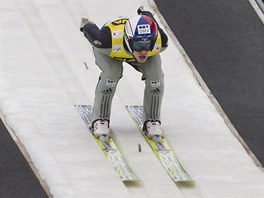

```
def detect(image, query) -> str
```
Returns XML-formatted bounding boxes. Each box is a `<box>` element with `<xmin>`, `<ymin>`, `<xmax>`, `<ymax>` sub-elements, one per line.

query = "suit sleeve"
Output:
<box><xmin>82</xmin><ymin>23</ymin><xmax>112</xmax><ymax>49</ymax></box>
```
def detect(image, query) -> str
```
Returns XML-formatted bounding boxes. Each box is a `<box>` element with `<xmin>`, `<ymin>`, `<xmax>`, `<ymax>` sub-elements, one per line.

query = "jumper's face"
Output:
<box><xmin>130</xmin><ymin>39</ymin><xmax>152</xmax><ymax>63</ymax></box>
<box><xmin>133</xmin><ymin>50</ymin><xmax>149</xmax><ymax>63</ymax></box>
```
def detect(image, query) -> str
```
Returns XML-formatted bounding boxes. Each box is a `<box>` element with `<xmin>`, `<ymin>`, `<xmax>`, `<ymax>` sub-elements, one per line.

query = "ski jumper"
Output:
<box><xmin>81</xmin><ymin>12</ymin><xmax>168</xmax><ymax>125</ymax></box>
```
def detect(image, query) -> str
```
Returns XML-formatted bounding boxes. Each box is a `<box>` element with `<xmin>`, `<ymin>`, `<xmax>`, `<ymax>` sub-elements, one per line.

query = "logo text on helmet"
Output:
<box><xmin>137</xmin><ymin>24</ymin><xmax>151</xmax><ymax>34</ymax></box>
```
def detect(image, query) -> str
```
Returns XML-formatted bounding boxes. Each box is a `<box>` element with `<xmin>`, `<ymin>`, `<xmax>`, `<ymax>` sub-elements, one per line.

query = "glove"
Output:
<box><xmin>137</xmin><ymin>5</ymin><xmax>144</xmax><ymax>15</ymax></box>
<box><xmin>137</xmin><ymin>6</ymin><xmax>153</xmax><ymax>17</ymax></box>
<box><xmin>80</xmin><ymin>17</ymin><xmax>91</xmax><ymax>32</ymax></box>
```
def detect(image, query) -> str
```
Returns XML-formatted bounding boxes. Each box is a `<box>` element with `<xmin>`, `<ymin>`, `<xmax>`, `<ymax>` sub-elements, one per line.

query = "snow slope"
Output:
<box><xmin>1</xmin><ymin>0</ymin><xmax>264</xmax><ymax>197</ymax></box>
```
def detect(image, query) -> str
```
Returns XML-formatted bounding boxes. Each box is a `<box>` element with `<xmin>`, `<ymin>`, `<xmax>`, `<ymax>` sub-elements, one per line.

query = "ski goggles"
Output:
<box><xmin>131</xmin><ymin>40</ymin><xmax>152</xmax><ymax>52</ymax></box>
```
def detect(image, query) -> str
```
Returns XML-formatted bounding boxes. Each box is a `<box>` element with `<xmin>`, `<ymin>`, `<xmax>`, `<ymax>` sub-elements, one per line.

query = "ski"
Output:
<box><xmin>126</xmin><ymin>105</ymin><xmax>193</xmax><ymax>183</ymax></box>
<box><xmin>75</xmin><ymin>104</ymin><xmax>138</xmax><ymax>182</ymax></box>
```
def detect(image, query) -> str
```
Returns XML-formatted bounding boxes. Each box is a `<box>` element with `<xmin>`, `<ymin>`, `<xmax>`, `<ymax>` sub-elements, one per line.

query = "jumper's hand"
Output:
<box><xmin>137</xmin><ymin>5</ymin><xmax>144</xmax><ymax>15</ymax></box>
<box><xmin>80</xmin><ymin>17</ymin><xmax>92</xmax><ymax>32</ymax></box>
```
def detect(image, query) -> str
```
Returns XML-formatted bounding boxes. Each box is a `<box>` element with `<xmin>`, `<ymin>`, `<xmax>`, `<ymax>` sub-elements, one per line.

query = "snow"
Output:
<box><xmin>1</xmin><ymin>0</ymin><xmax>264</xmax><ymax>197</ymax></box>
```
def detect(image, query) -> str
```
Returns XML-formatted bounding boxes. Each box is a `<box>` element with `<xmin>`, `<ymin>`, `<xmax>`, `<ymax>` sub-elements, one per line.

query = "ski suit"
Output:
<box><xmin>81</xmin><ymin>11</ymin><xmax>168</xmax><ymax>126</ymax></box>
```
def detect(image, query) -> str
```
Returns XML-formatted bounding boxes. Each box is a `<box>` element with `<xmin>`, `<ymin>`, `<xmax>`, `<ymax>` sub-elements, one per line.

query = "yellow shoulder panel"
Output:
<box><xmin>105</xmin><ymin>18</ymin><xmax>162</xmax><ymax>62</ymax></box>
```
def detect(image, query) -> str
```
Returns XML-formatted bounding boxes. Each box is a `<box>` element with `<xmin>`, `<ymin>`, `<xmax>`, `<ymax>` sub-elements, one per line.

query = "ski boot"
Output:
<box><xmin>92</xmin><ymin>119</ymin><xmax>111</xmax><ymax>142</ymax></box>
<box><xmin>144</xmin><ymin>120</ymin><xmax>163</xmax><ymax>143</ymax></box>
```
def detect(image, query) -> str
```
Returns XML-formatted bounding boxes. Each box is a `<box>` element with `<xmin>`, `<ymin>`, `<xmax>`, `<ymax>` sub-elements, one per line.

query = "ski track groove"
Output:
<box><xmin>15</xmin><ymin>0</ymin><xmax>89</xmax><ymax>104</ymax></box>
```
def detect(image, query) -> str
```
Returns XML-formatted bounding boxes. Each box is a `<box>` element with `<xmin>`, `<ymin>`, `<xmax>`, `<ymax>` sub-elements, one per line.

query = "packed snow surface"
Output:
<box><xmin>1</xmin><ymin>0</ymin><xmax>263</xmax><ymax>197</ymax></box>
